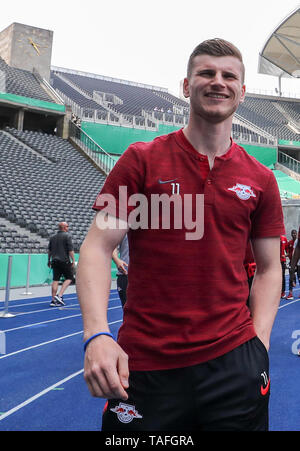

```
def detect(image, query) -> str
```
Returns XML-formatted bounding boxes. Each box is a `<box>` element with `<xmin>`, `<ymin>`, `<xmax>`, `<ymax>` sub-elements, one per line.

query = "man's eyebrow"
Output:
<box><xmin>196</xmin><ymin>69</ymin><xmax>216</xmax><ymax>74</ymax></box>
<box><xmin>223</xmin><ymin>70</ymin><xmax>239</xmax><ymax>77</ymax></box>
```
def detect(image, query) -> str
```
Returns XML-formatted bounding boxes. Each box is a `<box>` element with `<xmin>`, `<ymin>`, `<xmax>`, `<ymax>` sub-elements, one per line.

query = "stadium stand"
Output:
<box><xmin>0</xmin><ymin>57</ymin><xmax>56</xmax><ymax>103</ymax></box>
<box><xmin>50</xmin><ymin>67</ymin><xmax>300</xmax><ymax>144</ymax></box>
<box><xmin>237</xmin><ymin>94</ymin><xmax>300</xmax><ymax>141</ymax></box>
<box><xmin>51</xmin><ymin>73</ymin><xmax>110</xmax><ymax>120</ymax></box>
<box><xmin>50</xmin><ymin>68</ymin><xmax>188</xmax><ymax>128</ymax></box>
<box><xmin>0</xmin><ymin>128</ymin><xmax>106</xmax><ymax>253</ymax></box>
<box><xmin>0</xmin><ymin>24</ymin><xmax>300</xmax><ymax>257</ymax></box>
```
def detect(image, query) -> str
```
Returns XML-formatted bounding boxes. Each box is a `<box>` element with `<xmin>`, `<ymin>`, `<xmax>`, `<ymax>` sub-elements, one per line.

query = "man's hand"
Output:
<box><xmin>117</xmin><ymin>260</ymin><xmax>128</xmax><ymax>275</ymax></box>
<box><xmin>84</xmin><ymin>335</ymin><xmax>129</xmax><ymax>400</ymax></box>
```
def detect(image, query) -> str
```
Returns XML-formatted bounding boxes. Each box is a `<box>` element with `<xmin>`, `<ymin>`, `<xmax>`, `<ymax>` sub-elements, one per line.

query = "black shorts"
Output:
<box><xmin>52</xmin><ymin>260</ymin><xmax>73</xmax><ymax>282</ymax></box>
<box><xmin>102</xmin><ymin>337</ymin><xmax>270</xmax><ymax>431</ymax></box>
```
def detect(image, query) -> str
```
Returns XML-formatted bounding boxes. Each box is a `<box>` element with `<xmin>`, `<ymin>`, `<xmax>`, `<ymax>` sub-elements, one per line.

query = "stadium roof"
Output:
<box><xmin>258</xmin><ymin>7</ymin><xmax>300</xmax><ymax>79</ymax></box>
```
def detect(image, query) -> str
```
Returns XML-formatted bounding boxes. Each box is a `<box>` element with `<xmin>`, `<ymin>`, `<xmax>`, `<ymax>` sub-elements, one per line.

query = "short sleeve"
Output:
<box><xmin>93</xmin><ymin>144</ymin><xmax>145</xmax><ymax>221</ymax></box>
<box><xmin>250</xmin><ymin>171</ymin><xmax>285</xmax><ymax>238</ymax></box>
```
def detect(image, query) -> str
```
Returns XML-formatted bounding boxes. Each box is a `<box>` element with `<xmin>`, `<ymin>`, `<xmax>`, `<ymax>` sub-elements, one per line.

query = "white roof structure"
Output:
<box><xmin>258</xmin><ymin>7</ymin><xmax>300</xmax><ymax>79</ymax></box>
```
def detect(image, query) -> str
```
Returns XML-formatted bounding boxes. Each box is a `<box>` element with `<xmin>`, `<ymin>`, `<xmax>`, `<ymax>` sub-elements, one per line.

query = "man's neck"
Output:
<box><xmin>183</xmin><ymin>117</ymin><xmax>233</xmax><ymax>168</ymax></box>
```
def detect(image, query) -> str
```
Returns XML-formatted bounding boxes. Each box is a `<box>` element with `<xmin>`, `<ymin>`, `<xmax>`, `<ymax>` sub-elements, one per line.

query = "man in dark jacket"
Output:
<box><xmin>48</xmin><ymin>222</ymin><xmax>75</xmax><ymax>306</ymax></box>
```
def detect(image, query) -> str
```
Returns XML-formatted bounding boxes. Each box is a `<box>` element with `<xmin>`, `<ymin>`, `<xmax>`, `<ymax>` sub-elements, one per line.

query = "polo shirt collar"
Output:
<box><xmin>175</xmin><ymin>128</ymin><xmax>238</xmax><ymax>161</ymax></box>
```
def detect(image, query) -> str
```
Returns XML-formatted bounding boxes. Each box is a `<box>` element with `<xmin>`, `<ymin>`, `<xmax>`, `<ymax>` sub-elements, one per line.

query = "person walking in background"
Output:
<box><xmin>77</xmin><ymin>38</ymin><xmax>284</xmax><ymax>431</ymax></box>
<box><xmin>48</xmin><ymin>221</ymin><xmax>75</xmax><ymax>307</ymax></box>
<box><xmin>280</xmin><ymin>234</ymin><xmax>288</xmax><ymax>299</ymax></box>
<box><xmin>288</xmin><ymin>226</ymin><xmax>300</xmax><ymax>300</ymax></box>
<box><xmin>112</xmin><ymin>234</ymin><xmax>129</xmax><ymax>308</ymax></box>
<box><xmin>287</xmin><ymin>229</ymin><xmax>297</xmax><ymax>263</ymax></box>
<box><xmin>286</xmin><ymin>229</ymin><xmax>298</xmax><ymax>300</ymax></box>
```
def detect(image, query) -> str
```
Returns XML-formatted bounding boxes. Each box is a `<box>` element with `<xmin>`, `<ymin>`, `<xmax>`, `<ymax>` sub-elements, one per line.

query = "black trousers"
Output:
<box><xmin>117</xmin><ymin>274</ymin><xmax>128</xmax><ymax>308</ymax></box>
<box><xmin>289</xmin><ymin>265</ymin><xmax>300</xmax><ymax>290</ymax></box>
<box><xmin>102</xmin><ymin>337</ymin><xmax>270</xmax><ymax>431</ymax></box>
<box><xmin>281</xmin><ymin>261</ymin><xmax>286</xmax><ymax>293</ymax></box>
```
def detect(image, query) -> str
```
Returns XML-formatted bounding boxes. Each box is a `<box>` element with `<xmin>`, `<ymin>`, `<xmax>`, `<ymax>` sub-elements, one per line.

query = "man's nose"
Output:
<box><xmin>210</xmin><ymin>72</ymin><xmax>226</xmax><ymax>87</ymax></box>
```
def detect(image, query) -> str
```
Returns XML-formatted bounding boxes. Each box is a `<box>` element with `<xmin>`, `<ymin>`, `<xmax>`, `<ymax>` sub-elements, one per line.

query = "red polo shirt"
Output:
<box><xmin>93</xmin><ymin>129</ymin><xmax>285</xmax><ymax>371</ymax></box>
<box><xmin>280</xmin><ymin>235</ymin><xmax>288</xmax><ymax>262</ymax></box>
<box><xmin>287</xmin><ymin>239</ymin><xmax>295</xmax><ymax>260</ymax></box>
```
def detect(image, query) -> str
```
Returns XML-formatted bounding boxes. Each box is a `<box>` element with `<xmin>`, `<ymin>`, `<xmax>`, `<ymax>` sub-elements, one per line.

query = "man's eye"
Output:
<box><xmin>224</xmin><ymin>73</ymin><xmax>237</xmax><ymax>79</ymax></box>
<box><xmin>199</xmin><ymin>71</ymin><xmax>214</xmax><ymax>77</ymax></box>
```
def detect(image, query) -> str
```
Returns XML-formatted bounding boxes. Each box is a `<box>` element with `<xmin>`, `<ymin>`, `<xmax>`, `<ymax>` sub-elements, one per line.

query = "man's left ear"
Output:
<box><xmin>239</xmin><ymin>84</ymin><xmax>246</xmax><ymax>104</ymax></box>
<box><xmin>183</xmin><ymin>77</ymin><xmax>190</xmax><ymax>98</ymax></box>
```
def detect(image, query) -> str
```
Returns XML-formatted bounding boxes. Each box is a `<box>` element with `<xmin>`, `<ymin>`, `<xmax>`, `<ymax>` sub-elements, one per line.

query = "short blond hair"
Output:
<box><xmin>187</xmin><ymin>38</ymin><xmax>245</xmax><ymax>83</ymax></box>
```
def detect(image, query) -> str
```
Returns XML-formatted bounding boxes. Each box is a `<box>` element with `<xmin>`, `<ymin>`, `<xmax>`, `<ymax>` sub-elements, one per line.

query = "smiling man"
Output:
<box><xmin>77</xmin><ymin>39</ymin><xmax>285</xmax><ymax>431</ymax></box>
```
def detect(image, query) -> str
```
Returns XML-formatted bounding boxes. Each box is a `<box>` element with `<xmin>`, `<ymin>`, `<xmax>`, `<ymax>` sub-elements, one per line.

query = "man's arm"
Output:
<box><xmin>112</xmin><ymin>247</ymin><xmax>128</xmax><ymax>275</ymax></box>
<box><xmin>69</xmin><ymin>250</ymin><xmax>75</xmax><ymax>268</ymax></box>
<box><xmin>47</xmin><ymin>241</ymin><xmax>52</xmax><ymax>268</ymax></box>
<box><xmin>76</xmin><ymin>211</ymin><xmax>129</xmax><ymax>400</ymax></box>
<box><xmin>249</xmin><ymin>236</ymin><xmax>281</xmax><ymax>350</ymax></box>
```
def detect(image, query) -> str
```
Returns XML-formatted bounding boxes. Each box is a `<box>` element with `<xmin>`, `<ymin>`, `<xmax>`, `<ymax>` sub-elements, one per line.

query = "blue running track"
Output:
<box><xmin>0</xmin><ymin>282</ymin><xmax>299</xmax><ymax>431</ymax></box>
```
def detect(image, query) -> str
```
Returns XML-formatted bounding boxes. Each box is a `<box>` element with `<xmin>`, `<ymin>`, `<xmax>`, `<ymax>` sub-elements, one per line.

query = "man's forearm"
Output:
<box><xmin>76</xmin><ymin>243</ymin><xmax>112</xmax><ymax>341</ymax></box>
<box><xmin>248</xmin><ymin>265</ymin><xmax>281</xmax><ymax>349</ymax></box>
<box><xmin>69</xmin><ymin>250</ymin><xmax>75</xmax><ymax>264</ymax></box>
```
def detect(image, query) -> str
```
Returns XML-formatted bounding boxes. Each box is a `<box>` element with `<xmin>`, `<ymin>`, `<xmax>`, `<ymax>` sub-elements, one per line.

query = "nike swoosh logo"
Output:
<box><xmin>260</xmin><ymin>379</ymin><xmax>270</xmax><ymax>396</ymax></box>
<box><xmin>158</xmin><ymin>178</ymin><xmax>178</xmax><ymax>184</ymax></box>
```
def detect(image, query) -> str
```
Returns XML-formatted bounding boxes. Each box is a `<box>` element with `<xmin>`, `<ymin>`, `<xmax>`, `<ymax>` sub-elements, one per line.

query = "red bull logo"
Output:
<box><xmin>110</xmin><ymin>402</ymin><xmax>143</xmax><ymax>424</ymax></box>
<box><xmin>228</xmin><ymin>183</ymin><xmax>256</xmax><ymax>200</ymax></box>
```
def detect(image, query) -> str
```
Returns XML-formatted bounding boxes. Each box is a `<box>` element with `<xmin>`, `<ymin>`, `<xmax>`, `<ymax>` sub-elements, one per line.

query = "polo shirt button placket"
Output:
<box><xmin>204</xmin><ymin>177</ymin><xmax>215</xmax><ymax>205</ymax></box>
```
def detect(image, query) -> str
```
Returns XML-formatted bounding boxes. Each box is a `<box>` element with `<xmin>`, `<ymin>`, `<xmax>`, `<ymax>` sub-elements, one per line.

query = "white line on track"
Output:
<box><xmin>278</xmin><ymin>298</ymin><xmax>300</xmax><ymax>309</ymax></box>
<box><xmin>0</xmin><ymin>295</ymin><xmax>119</xmax><ymax>308</ymax></box>
<box><xmin>2</xmin><ymin>305</ymin><xmax>122</xmax><ymax>333</ymax></box>
<box><xmin>0</xmin><ymin>317</ymin><xmax>123</xmax><ymax>422</ymax></box>
<box><xmin>0</xmin><ymin>369</ymin><xmax>84</xmax><ymax>421</ymax></box>
<box><xmin>12</xmin><ymin>303</ymin><xmax>79</xmax><ymax>316</ymax></box>
<box><xmin>8</xmin><ymin>303</ymin><xmax>121</xmax><ymax>317</ymax></box>
<box><xmin>0</xmin><ymin>294</ymin><xmax>78</xmax><ymax>306</ymax></box>
<box><xmin>3</xmin><ymin>314</ymin><xmax>82</xmax><ymax>332</ymax></box>
<box><xmin>0</xmin><ymin>319</ymin><xmax>123</xmax><ymax>360</ymax></box>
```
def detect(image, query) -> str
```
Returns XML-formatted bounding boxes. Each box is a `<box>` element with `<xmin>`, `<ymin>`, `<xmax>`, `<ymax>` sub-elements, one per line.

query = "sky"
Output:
<box><xmin>0</xmin><ymin>0</ymin><xmax>299</xmax><ymax>98</ymax></box>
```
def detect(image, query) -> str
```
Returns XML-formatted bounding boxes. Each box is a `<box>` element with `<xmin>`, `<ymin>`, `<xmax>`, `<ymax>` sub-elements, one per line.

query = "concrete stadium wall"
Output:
<box><xmin>282</xmin><ymin>200</ymin><xmax>300</xmax><ymax>237</ymax></box>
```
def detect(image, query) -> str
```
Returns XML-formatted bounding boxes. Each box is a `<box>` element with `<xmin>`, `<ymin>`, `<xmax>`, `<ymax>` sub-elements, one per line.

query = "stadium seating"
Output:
<box><xmin>51</xmin><ymin>73</ymin><xmax>109</xmax><ymax>118</ymax></box>
<box><xmin>237</xmin><ymin>95</ymin><xmax>300</xmax><ymax>141</ymax></box>
<box><xmin>0</xmin><ymin>57</ymin><xmax>56</xmax><ymax>103</ymax></box>
<box><xmin>0</xmin><ymin>128</ymin><xmax>106</xmax><ymax>253</ymax></box>
<box><xmin>0</xmin><ymin>59</ymin><xmax>299</xmax><ymax>257</ymax></box>
<box><xmin>50</xmin><ymin>69</ymin><xmax>188</xmax><ymax>127</ymax></box>
<box><xmin>50</xmin><ymin>68</ymin><xmax>300</xmax><ymax>143</ymax></box>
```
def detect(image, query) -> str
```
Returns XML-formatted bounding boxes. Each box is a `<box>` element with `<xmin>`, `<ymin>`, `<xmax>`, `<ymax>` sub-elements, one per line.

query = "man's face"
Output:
<box><xmin>62</xmin><ymin>223</ymin><xmax>69</xmax><ymax>232</ymax></box>
<box><xmin>183</xmin><ymin>54</ymin><xmax>245</xmax><ymax>123</ymax></box>
<box><xmin>292</xmin><ymin>230</ymin><xmax>297</xmax><ymax>240</ymax></box>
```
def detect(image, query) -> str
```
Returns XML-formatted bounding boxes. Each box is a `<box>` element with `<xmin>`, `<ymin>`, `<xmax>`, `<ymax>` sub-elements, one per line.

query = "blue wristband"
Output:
<box><xmin>84</xmin><ymin>332</ymin><xmax>114</xmax><ymax>352</ymax></box>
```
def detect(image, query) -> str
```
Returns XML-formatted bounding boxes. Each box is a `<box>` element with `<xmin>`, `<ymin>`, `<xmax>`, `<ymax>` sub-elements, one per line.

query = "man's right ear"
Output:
<box><xmin>183</xmin><ymin>78</ymin><xmax>190</xmax><ymax>98</ymax></box>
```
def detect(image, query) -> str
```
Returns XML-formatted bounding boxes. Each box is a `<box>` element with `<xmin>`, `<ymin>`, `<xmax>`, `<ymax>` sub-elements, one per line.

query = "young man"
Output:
<box><xmin>287</xmin><ymin>229</ymin><xmax>299</xmax><ymax>299</ymax></box>
<box><xmin>280</xmin><ymin>234</ymin><xmax>288</xmax><ymax>298</ymax></box>
<box><xmin>289</xmin><ymin>226</ymin><xmax>300</xmax><ymax>298</ymax></box>
<box><xmin>76</xmin><ymin>39</ymin><xmax>284</xmax><ymax>431</ymax></box>
<box><xmin>48</xmin><ymin>221</ymin><xmax>75</xmax><ymax>306</ymax></box>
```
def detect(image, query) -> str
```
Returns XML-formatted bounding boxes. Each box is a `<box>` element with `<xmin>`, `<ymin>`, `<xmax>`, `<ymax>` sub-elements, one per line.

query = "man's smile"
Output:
<box><xmin>205</xmin><ymin>92</ymin><xmax>229</xmax><ymax>99</ymax></box>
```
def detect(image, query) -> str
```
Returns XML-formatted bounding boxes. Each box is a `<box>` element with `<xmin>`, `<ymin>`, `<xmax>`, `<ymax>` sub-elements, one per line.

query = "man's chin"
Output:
<box><xmin>195</xmin><ymin>107</ymin><xmax>236</xmax><ymax>124</ymax></box>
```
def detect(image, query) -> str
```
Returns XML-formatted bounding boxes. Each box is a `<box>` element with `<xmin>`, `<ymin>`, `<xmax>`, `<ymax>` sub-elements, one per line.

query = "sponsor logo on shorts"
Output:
<box><xmin>260</xmin><ymin>371</ymin><xmax>270</xmax><ymax>396</ymax></box>
<box><xmin>110</xmin><ymin>402</ymin><xmax>143</xmax><ymax>423</ymax></box>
